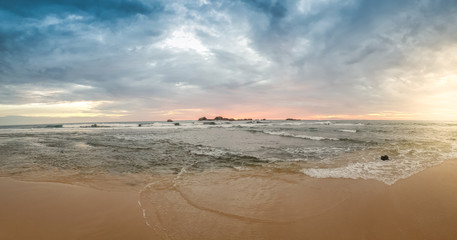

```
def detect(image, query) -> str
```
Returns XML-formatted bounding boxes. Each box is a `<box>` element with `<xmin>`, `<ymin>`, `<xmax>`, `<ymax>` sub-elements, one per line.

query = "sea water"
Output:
<box><xmin>1</xmin><ymin>120</ymin><xmax>456</xmax><ymax>185</ymax></box>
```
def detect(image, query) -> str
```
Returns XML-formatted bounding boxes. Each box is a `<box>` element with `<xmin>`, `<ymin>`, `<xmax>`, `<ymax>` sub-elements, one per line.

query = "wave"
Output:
<box><xmin>313</xmin><ymin>121</ymin><xmax>332</xmax><ymax>125</ymax></box>
<box><xmin>301</xmin><ymin>158</ymin><xmax>442</xmax><ymax>185</ymax></box>
<box><xmin>189</xmin><ymin>145</ymin><xmax>269</xmax><ymax>168</ymax></box>
<box><xmin>62</xmin><ymin>121</ymin><xmax>237</xmax><ymax>129</ymax></box>
<box><xmin>66</xmin><ymin>123</ymin><xmax>142</xmax><ymax>128</ymax></box>
<box><xmin>262</xmin><ymin>130</ymin><xmax>339</xmax><ymax>141</ymax></box>
<box><xmin>333</xmin><ymin>123</ymin><xmax>364</xmax><ymax>126</ymax></box>
<box><xmin>339</xmin><ymin>129</ymin><xmax>357</xmax><ymax>133</ymax></box>
<box><xmin>191</xmin><ymin>146</ymin><xmax>241</xmax><ymax>158</ymax></box>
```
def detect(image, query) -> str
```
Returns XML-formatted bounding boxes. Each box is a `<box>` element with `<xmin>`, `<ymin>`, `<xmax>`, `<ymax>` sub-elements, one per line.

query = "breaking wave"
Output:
<box><xmin>261</xmin><ymin>130</ymin><xmax>339</xmax><ymax>141</ymax></box>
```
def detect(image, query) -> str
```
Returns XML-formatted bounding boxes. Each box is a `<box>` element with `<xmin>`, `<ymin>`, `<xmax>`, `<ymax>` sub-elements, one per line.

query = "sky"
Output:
<box><xmin>1</xmin><ymin>0</ymin><xmax>457</xmax><ymax>124</ymax></box>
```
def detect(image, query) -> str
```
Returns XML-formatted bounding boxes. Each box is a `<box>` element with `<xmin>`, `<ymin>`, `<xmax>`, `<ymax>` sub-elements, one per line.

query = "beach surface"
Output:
<box><xmin>0</xmin><ymin>177</ymin><xmax>156</xmax><ymax>240</ymax></box>
<box><xmin>1</xmin><ymin>160</ymin><xmax>456</xmax><ymax>240</ymax></box>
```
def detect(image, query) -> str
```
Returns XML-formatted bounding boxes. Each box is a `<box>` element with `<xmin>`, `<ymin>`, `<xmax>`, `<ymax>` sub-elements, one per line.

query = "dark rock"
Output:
<box><xmin>45</xmin><ymin>124</ymin><xmax>63</xmax><ymax>128</ymax></box>
<box><xmin>199</xmin><ymin>116</ymin><xmax>253</xmax><ymax>121</ymax></box>
<box><xmin>380</xmin><ymin>155</ymin><xmax>389</xmax><ymax>161</ymax></box>
<box><xmin>174</xmin><ymin>123</ymin><xmax>180</xmax><ymax>126</ymax></box>
<box><xmin>138</xmin><ymin>124</ymin><xmax>142</xmax><ymax>127</ymax></box>
<box><xmin>167</xmin><ymin>119</ymin><xmax>173</xmax><ymax>122</ymax></box>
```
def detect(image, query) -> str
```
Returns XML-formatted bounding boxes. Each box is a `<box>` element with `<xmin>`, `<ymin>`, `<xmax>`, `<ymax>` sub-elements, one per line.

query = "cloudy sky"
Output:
<box><xmin>1</xmin><ymin>0</ymin><xmax>457</xmax><ymax>124</ymax></box>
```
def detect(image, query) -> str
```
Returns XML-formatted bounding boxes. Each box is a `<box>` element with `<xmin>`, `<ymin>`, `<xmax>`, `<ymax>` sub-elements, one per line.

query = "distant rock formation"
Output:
<box><xmin>286</xmin><ymin>118</ymin><xmax>300</xmax><ymax>121</ymax></box>
<box><xmin>80</xmin><ymin>123</ymin><xmax>107</xmax><ymax>128</ymax></box>
<box><xmin>198</xmin><ymin>116</ymin><xmax>253</xmax><ymax>121</ymax></box>
<box><xmin>167</xmin><ymin>119</ymin><xmax>173</xmax><ymax>122</ymax></box>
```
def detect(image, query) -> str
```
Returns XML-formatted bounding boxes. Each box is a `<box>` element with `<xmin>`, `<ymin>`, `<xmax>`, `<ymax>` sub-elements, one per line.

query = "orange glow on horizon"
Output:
<box><xmin>161</xmin><ymin>110</ymin><xmax>425</xmax><ymax>121</ymax></box>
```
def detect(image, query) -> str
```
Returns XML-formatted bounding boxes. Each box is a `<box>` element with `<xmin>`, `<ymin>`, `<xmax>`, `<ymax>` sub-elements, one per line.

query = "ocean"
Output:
<box><xmin>1</xmin><ymin>120</ymin><xmax>456</xmax><ymax>186</ymax></box>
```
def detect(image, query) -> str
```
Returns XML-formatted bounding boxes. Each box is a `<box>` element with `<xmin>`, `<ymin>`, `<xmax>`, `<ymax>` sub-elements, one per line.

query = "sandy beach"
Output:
<box><xmin>1</xmin><ymin>160</ymin><xmax>456</xmax><ymax>240</ymax></box>
<box><xmin>0</xmin><ymin>177</ymin><xmax>156</xmax><ymax>240</ymax></box>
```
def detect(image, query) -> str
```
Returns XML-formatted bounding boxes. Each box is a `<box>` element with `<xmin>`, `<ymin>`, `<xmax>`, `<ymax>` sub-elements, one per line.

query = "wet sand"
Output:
<box><xmin>0</xmin><ymin>178</ymin><xmax>156</xmax><ymax>240</ymax></box>
<box><xmin>1</xmin><ymin>160</ymin><xmax>457</xmax><ymax>240</ymax></box>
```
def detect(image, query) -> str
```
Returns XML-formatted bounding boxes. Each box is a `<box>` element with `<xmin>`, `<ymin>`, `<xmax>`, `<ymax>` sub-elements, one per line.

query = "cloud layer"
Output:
<box><xmin>1</xmin><ymin>0</ymin><xmax>457</xmax><ymax>123</ymax></box>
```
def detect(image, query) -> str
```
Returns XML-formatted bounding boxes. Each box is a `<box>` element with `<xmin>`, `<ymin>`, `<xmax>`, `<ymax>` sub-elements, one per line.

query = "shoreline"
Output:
<box><xmin>1</xmin><ymin>160</ymin><xmax>456</xmax><ymax>240</ymax></box>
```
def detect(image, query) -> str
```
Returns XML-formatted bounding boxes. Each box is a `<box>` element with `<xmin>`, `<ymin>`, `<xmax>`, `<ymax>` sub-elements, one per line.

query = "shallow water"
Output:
<box><xmin>1</xmin><ymin>120</ymin><xmax>456</xmax><ymax>185</ymax></box>
<box><xmin>137</xmin><ymin>168</ymin><xmax>358</xmax><ymax>239</ymax></box>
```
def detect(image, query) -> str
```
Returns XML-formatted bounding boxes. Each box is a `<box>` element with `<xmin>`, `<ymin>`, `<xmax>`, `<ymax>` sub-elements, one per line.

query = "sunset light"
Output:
<box><xmin>1</xmin><ymin>2</ymin><xmax>457</xmax><ymax>239</ymax></box>
<box><xmin>1</xmin><ymin>0</ymin><xmax>456</xmax><ymax>124</ymax></box>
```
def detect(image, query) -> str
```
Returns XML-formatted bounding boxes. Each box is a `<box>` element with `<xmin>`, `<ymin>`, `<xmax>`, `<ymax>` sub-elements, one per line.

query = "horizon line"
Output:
<box><xmin>0</xmin><ymin>118</ymin><xmax>453</xmax><ymax>127</ymax></box>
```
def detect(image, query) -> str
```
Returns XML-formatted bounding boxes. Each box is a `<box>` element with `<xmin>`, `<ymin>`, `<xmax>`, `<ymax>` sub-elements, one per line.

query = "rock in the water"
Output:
<box><xmin>380</xmin><ymin>155</ymin><xmax>389</xmax><ymax>161</ymax></box>
<box><xmin>198</xmin><ymin>116</ymin><xmax>251</xmax><ymax>121</ymax></box>
<box><xmin>167</xmin><ymin>119</ymin><xmax>173</xmax><ymax>122</ymax></box>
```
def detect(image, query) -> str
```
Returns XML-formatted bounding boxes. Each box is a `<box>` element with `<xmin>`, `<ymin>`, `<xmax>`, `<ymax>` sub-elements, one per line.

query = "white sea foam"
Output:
<box><xmin>339</xmin><ymin>129</ymin><xmax>357</xmax><ymax>133</ymax></box>
<box><xmin>233</xmin><ymin>166</ymin><xmax>249</xmax><ymax>171</ymax></box>
<box><xmin>137</xmin><ymin>200</ymin><xmax>151</xmax><ymax>227</ymax></box>
<box><xmin>263</xmin><ymin>130</ymin><xmax>339</xmax><ymax>141</ymax></box>
<box><xmin>333</xmin><ymin>123</ymin><xmax>364</xmax><ymax>126</ymax></box>
<box><xmin>62</xmin><ymin>121</ymin><xmax>237</xmax><ymax>129</ymax></box>
<box><xmin>191</xmin><ymin>146</ymin><xmax>240</xmax><ymax>157</ymax></box>
<box><xmin>63</xmin><ymin>123</ymin><xmax>140</xmax><ymax>128</ymax></box>
<box><xmin>285</xmin><ymin>147</ymin><xmax>349</xmax><ymax>159</ymax></box>
<box><xmin>313</xmin><ymin>121</ymin><xmax>332</xmax><ymax>125</ymax></box>
<box><xmin>276</xmin><ymin>121</ymin><xmax>306</xmax><ymax>126</ymax></box>
<box><xmin>301</xmin><ymin>159</ymin><xmax>442</xmax><ymax>185</ymax></box>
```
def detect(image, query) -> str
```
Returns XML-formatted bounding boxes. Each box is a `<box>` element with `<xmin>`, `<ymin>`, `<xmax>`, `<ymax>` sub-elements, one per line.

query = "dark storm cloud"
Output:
<box><xmin>0</xmin><ymin>0</ymin><xmax>161</xmax><ymax>57</ymax></box>
<box><xmin>1</xmin><ymin>0</ymin><xmax>457</xmax><ymax>123</ymax></box>
<box><xmin>0</xmin><ymin>0</ymin><xmax>164</xmax><ymax>57</ymax></box>
<box><xmin>242</xmin><ymin>0</ymin><xmax>287</xmax><ymax>19</ymax></box>
<box><xmin>0</xmin><ymin>0</ymin><xmax>161</xmax><ymax>19</ymax></box>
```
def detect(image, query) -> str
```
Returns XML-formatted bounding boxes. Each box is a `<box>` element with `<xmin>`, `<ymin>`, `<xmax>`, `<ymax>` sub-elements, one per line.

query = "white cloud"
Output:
<box><xmin>0</xmin><ymin>101</ymin><xmax>121</xmax><ymax>118</ymax></box>
<box><xmin>157</xmin><ymin>28</ymin><xmax>212</xmax><ymax>56</ymax></box>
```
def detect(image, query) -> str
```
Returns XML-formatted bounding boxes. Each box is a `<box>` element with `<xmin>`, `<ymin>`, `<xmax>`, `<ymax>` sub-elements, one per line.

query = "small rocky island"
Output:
<box><xmin>198</xmin><ymin>116</ymin><xmax>253</xmax><ymax>121</ymax></box>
